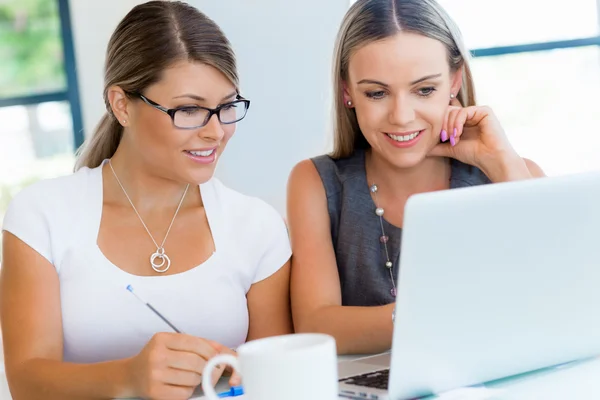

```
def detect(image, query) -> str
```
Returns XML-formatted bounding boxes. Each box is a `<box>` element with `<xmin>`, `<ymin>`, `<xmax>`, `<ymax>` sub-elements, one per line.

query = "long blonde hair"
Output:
<box><xmin>331</xmin><ymin>0</ymin><xmax>476</xmax><ymax>159</ymax></box>
<box><xmin>75</xmin><ymin>1</ymin><xmax>239</xmax><ymax>170</ymax></box>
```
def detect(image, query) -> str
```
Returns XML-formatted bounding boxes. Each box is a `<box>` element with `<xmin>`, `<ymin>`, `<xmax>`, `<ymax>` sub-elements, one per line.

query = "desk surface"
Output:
<box><xmin>193</xmin><ymin>355</ymin><xmax>600</xmax><ymax>400</ymax></box>
<box><xmin>3</xmin><ymin>355</ymin><xmax>600</xmax><ymax>399</ymax></box>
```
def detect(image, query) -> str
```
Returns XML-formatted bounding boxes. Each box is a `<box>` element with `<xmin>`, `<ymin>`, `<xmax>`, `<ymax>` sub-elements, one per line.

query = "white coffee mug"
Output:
<box><xmin>202</xmin><ymin>333</ymin><xmax>338</xmax><ymax>400</ymax></box>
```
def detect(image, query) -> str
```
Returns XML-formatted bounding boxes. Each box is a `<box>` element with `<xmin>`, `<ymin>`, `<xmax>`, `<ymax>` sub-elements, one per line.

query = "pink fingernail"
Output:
<box><xmin>440</xmin><ymin>130</ymin><xmax>448</xmax><ymax>142</ymax></box>
<box><xmin>450</xmin><ymin>135</ymin><xmax>456</xmax><ymax>147</ymax></box>
<box><xmin>453</xmin><ymin>128</ymin><xmax>457</xmax><ymax>138</ymax></box>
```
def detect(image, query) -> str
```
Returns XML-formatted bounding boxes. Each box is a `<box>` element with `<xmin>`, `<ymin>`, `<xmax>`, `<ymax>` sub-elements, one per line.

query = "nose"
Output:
<box><xmin>388</xmin><ymin>94</ymin><xmax>416</xmax><ymax>127</ymax></box>
<box><xmin>199</xmin><ymin>113</ymin><xmax>225</xmax><ymax>142</ymax></box>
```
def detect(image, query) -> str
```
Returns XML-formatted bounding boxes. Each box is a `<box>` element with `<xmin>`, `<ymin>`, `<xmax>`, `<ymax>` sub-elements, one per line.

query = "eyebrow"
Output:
<box><xmin>173</xmin><ymin>91</ymin><xmax>238</xmax><ymax>102</ymax></box>
<box><xmin>410</xmin><ymin>73</ymin><xmax>442</xmax><ymax>85</ymax></box>
<box><xmin>357</xmin><ymin>73</ymin><xmax>443</xmax><ymax>87</ymax></box>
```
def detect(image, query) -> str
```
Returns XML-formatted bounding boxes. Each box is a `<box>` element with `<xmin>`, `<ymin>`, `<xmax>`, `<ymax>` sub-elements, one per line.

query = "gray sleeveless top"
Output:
<box><xmin>311</xmin><ymin>149</ymin><xmax>491</xmax><ymax>307</ymax></box>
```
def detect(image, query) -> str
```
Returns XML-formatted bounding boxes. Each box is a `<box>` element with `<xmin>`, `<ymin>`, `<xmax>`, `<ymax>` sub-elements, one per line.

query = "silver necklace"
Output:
<box><xmin>108</xmin><ymin>160</ymin><xmax>190</xmax><ymax>273</ymax></box>
<box><xmin>370</xmin><ymin>183</ymin><xmax>397</xmax><ymax>298</ymax></box>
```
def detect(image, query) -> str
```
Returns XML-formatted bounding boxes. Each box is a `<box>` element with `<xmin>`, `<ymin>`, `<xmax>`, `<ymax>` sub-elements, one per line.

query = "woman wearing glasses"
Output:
<box><xmin>0</xmin><ymin>2</ymin><xmax>291</xmax><ymax>399</ymax></box>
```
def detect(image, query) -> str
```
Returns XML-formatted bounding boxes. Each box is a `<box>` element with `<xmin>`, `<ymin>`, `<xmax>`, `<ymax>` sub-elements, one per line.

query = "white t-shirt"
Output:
<box><xmin>2</xmin><ymin>161</ymin><xmax>291</xmax><ymax>364</ymax></box>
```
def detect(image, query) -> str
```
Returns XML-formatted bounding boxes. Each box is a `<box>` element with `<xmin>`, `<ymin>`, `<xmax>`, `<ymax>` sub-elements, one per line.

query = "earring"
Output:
<box><xmin>450</xmin><ymin>94</ymin><xmax>455</xmax><ymax>99</ymax></box>
<box><xmin>122</xmin><ymin>120</ymin><xmax>127</xmax><ymax>124</ymax></box>
<box><xmin>346</xmin><ymin>100</ymin><xmax>352</xmax><ymax>106</ymax></box>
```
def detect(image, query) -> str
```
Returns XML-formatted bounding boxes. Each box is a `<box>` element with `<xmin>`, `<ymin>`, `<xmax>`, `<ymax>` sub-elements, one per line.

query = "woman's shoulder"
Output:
<box><xmin>2</xmin><ymin>165</ymin><xmax>101</xmax><ymax>265</ymax></box>
<box><xmin>310</xmin><ymin>150</ymin><xmax>365</xmax><ymax>184</ymax></box>
<box><xmin>207</xmin><ymin>178</ymin><xmax>290</xmax><ymax>270</ymax></box>
<box><xmin>207</xmin><ymin>178</ymin><xmax>291</xmax><ymax>283</ymax></box>
<box><xmin>7</xmin><ymin>165</ymin><xmax>98</xmax><ymax>213</ymax></box>
<box><xmin>207</xmin><ymin>178</ymin><xmax>283</xmax><ymax>224</ymax></box>
<box><xmin>305</xmin><ymin>151</ymin><xmax>366</xmax><ymax>204</ymax></box>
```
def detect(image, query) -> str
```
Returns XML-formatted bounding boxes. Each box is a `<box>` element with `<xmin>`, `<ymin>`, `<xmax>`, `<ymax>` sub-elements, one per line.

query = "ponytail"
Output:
<box><xmin>74</xmin><ymin>113</ymin><xmax>123</xmax><ymax>170</ymax></box>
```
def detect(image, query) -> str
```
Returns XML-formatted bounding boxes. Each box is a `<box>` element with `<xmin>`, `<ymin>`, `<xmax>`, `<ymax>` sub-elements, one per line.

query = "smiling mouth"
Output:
<box><xmin>385</xmin><ymin>130</ymin><xmax>423</xmax><ymax>142</ymax></box>
<box><xmin>184</xmin><ymin>149</ymin><xmax>215</xmax><ymax>157</ymax></box>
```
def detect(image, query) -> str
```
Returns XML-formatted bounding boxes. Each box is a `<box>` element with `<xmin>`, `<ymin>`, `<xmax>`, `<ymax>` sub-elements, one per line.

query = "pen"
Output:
<box><xmin>126</xmin><ymin>284</ymin><xmax>183</xmax><ymax>333</ymax></box>
<box><xmin>217</xmin><ymin>386</ymin><xmax>244</xmax><ymax>398</ymax></box>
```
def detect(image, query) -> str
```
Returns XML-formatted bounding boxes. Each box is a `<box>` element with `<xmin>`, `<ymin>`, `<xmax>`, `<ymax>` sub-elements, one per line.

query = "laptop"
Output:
<box><xmin>338</xmin><ymin>171</ymin><xmax>600</xmax><ymax>400</ymax></box>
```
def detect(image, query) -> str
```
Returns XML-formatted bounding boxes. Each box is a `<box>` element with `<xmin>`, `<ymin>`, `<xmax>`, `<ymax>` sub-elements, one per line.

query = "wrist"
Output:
<box><xmin>478</xmin><ymin>151</ymin><xmax>531</xmax><ymax>183</ymax></box>
<box><xmin>116</xmin><ymin>357</ymin><xmax>138</xmax><ymax>398</ymax></box>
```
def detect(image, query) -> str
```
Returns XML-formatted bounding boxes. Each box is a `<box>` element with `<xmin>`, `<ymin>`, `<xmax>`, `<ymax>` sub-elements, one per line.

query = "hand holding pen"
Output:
<box><xmin>125</xmin><ymin>285</ymin><xmax>242</xmax><ymax>399</ymax></box>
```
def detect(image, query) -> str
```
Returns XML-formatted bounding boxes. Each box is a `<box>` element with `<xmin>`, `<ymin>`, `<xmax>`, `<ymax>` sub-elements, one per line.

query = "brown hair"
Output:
<box><xmin>331</xmin><ymin>0</ymin><xmax>476</xmax><ymax>159</ymax></box>
<box><xmin>75</xmin><ymin>1</ymin><xmax>238</xmax><ymax>170</ymax></box>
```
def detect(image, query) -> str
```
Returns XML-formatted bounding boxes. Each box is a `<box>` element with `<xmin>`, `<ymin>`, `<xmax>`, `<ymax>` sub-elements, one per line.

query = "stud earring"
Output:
<box><xmin>450</xmin><ymin>93</ymin><xmax>455</xmax><ymax>99</ymax></box>
<box><xmin>346</xmin><ymin>100</ymin><xmax>352</xmax><ymax>106</ymax></box>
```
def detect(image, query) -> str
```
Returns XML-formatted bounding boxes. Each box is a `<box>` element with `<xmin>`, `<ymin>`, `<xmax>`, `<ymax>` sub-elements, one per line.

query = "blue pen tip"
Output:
<box><xmin>217</xmin><ymin>386</ymin><xmax>244</xmax><ymax>398</ymax></box>
<box><xmin>126</xmin><ymin>285</ymin><xmax>133</xmax><ymax>292</ymax></box>
<box><xmin>231</xmin><ymin>386</ymin><xmax>244</xmax><ymax>396</ymax></box>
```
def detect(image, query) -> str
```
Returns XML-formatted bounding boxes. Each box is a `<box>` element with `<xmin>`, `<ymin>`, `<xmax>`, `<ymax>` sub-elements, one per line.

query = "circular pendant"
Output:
<box><xmin>150</xmin><ymin>248</ymin><xmax>171</xmax><ymax>273</ymax></box>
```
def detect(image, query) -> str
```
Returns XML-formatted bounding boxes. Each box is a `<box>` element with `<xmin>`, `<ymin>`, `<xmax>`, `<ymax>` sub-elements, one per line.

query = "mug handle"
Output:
<box><xmin>201</xmin><ymin>354</ymin><xmax>240</xmax><ymax>400</ymax></box>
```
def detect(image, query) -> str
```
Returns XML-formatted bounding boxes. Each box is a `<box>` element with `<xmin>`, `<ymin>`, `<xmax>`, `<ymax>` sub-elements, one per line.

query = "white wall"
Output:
<box><xmin>69</xmin><ymin>0</ymin><xmax>144</xmax><ymax>137</ymax></box>
<box><xmin>69</xmin><ymin>0</ymin><xmax>349</xmax><ymax>213</ymax></box>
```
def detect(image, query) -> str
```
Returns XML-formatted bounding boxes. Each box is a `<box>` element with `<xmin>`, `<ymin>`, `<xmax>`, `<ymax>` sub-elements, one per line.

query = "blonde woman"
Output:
<box><xmin>287</xmin><ymin>0</ymin><xmax>544</xmax><ymax>355</ymax></box>
<box><xmin>1</xmin><ymin>2</ymin><xmax>292</xmax><ymax>399</ymax></box>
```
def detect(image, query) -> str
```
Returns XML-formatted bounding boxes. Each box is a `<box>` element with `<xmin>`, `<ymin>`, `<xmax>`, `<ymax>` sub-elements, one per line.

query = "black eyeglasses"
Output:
<box><xmin>134</xmin><ymin>93</ymin><xmax>250</xmax><ymax>129</ymax></box>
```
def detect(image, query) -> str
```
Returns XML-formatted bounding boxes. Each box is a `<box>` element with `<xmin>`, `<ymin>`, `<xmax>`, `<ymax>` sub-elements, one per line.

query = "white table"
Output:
<box><xmin>423</xmin><ymin>356</ymin><xmax>600</xmax><ymax>399</ymax></box>
<box><xmin>3</xmin><ymin>356</ymin><xmax>600</xmax><ymax>399</ymax></box>
<box><xmin>193</xmin><ymin>355</ymin><xmax>600</xmax><ymax>399</ymax></box>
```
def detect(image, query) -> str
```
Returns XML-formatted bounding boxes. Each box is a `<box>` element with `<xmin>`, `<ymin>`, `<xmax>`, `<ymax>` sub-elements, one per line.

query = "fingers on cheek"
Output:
<box><xmin>440</xmin><ymin>128</ymin><xmax>449</xmax><ymax>142</ymax></box>
<box><xmin>450</xmin><ymin>114</ymin><xmax>460</xmax><ymax>147</ymax></box>
<box><xmin>447</xmin><ymin>111</ymin><xmax>458</xmax><ymax>146</ymax></box>
<box><xmin>441</xmin><ymin>108</ymin><xmax>451</xmax><ymax>142</ymax></box>
<box><xmin>454</xmin><ymin>110</ymin><xmax>470</xmax><ymax>146</ymax></box>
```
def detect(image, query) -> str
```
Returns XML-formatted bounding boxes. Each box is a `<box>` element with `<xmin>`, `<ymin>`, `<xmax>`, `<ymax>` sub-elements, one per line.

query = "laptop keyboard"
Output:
<box><xmin>339</xmin><ymin>369</ymin><xmax>389</xmax><ymax>390</ymax></box>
